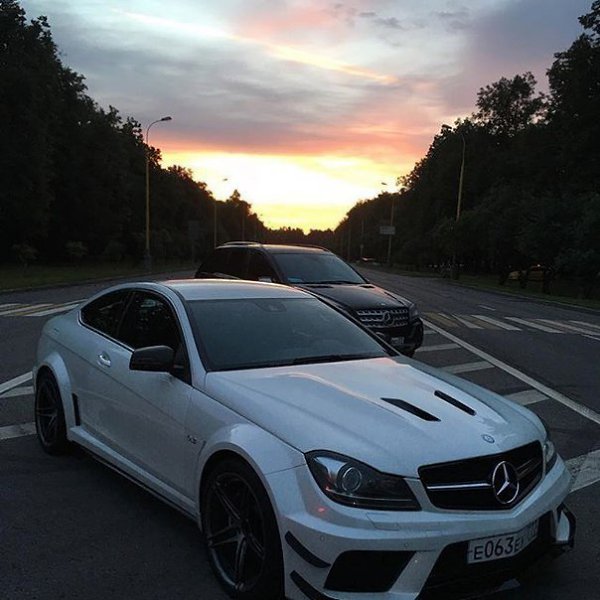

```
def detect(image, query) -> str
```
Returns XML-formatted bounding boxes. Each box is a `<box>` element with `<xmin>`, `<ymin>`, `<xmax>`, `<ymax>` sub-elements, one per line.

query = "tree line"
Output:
<box><xmin>0</xmin><ymin>0</ymin><xmax>327</xmax><ymax>267</ymax></box>
<box><xmin>335</xmin><ymin>1</ymin><xmax>600</xmax><ymax>297</ymax></box>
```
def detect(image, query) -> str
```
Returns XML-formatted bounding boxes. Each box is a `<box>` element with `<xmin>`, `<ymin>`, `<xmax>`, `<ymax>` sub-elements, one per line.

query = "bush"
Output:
<box><xmin>102</xmin><ymin>239</ymin><xmax>125</xmax><ymax>262</ymax></box>
<box><xmin>11</xmin><ymin>243</ymin><xmax>37</xmax><ymax>267</ymax></box>
<box><xmin>65</xmin><ymin>241</ymin><xmax>88</xmax><ymax>262</ymax></box>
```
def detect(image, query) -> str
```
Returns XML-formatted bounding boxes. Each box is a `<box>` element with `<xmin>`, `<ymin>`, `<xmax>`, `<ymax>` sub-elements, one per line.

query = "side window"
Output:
<box><xmin>81</xmin><ymin>291</ymin><xmax>130</xmax><ymax>337</ymax></box>
<box><xmin>226</xmin><ymin>248</ymin><xmax>249</xmax><ymax>278</ymax></box>
<box><xmin>118</xmin><ymin>292</ymin><xmax>181</xmax><ymax>352</ymax></box>
<box><xmin>247</xmin><ymin>252</ymin><xmax>277</xmax><ymax>281</ymax></box>
<box><xmin>200</xmin><ymin>249</ymin><xmax>230</xmax><ymax>275</ymax></box>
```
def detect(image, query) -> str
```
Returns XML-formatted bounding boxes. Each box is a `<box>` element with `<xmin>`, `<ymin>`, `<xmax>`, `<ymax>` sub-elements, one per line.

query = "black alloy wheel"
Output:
<box><xmin>34</xmin><ymin>372</ymin><xmax>69</xmax><ymax>455</ymax></box>
<box><xmin>202</xmin><ymin>459</ymin><xmax>283</xmax><ymax>600</ymax></box>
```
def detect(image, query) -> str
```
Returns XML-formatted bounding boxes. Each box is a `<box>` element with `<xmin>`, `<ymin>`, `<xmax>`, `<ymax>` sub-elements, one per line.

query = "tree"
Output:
<box><xmin>474</xmin><ymin>73</ymin><xmax>546</xmax><ymax>137</ymax></box>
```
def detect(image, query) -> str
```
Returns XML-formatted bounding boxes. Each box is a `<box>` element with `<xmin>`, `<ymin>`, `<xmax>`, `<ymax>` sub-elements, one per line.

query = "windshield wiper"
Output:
<box><xmin>291</xmin><ymin>353</ymin><xmax>380</xmax><ymax>365</ymax></box>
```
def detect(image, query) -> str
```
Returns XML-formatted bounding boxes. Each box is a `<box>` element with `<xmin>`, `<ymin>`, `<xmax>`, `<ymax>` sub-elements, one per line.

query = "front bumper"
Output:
<box><xmin>269</xmin><ymin>456</ymin><xmax>573</xmax><ymax>600</ymax></box>
<box><xmin>374</xmin><ymin>319</ymin><xmax>424</xmax><ymax>355</ymax></box>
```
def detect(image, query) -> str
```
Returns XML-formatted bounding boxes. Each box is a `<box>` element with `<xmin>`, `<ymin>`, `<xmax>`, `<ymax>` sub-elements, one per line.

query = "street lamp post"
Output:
<box><xmin>451</xmin><ymin>133</ymin><xmax>466</xmax><ymax>280</ymax></box>
<box><xmin>381</xmin><ymin>182</ymin><xmax>396</xmax><ymax>267</ymax></box>
<box><xmin>144</xmin><ymin>115</ymin><xmax>172</xmax><ymax>271</ymax></box>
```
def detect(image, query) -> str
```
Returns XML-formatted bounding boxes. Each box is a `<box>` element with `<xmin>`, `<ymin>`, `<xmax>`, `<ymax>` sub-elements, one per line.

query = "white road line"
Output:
<box><xmin>504</xmin><ymin>317</ymin><xmax>562</xmax><ymax>333</ymax></box>
<box><xmin>0</xmin><ymin>422</ymin><xmax>36</xmax><ymax>441</ymax></box>
<box><xmin>537</xmin><ymin>320</ymin><xmax>600</xmax><ymax>337</ymax></box>
<box><xmin>452</xmin><ymin>315</ymin><xmax>483</xmax><ymax>329</ymax></box>
<box><xmin>418</xmin><ymin>343</ymin><xmax>460</xmax><ymax>353</ymax></box>
<box><xmin>27</xmin><ymin>302</ymin><xmax>81</xmax><ymax>317</ymax></box>
<box><xmin>0</xmin><ymin>385</ymin><xmax>34</xmax><ymax>398</ymax></box>
<box><xmin>443</xmin><ymin>361</ymin><xmax>493</xmax><ymax>374</ymax></box>
<box><xmin>567</xmin><ymin>449</ymin><xmax>600</xmax><ymax>493</ymax></box>
<box><xmin>0</xmin><ymin>372</ymin><xmax>33</xmax><ymax>395</ymax></box>
<box><xmin>423</xmin><ymin>329</ymin><xmax>436</xmax><ymax>335</ymax></box>
<box><xmin>424</xmin><ymin>319</ymin><xmax>600</xmax><ymax>426</ymax></box>
<box><xmin>570</xmin><ymin>320</ymin><xmax>600</xmax><ymax>332</ymax></box>
<box><xmin>0</xmin><ymin>303</ymin><xmax>19</xmax><ymax>310</ymax></box>
<box><xmin>472</xmin><ymin>315</ymin><xmax>521</xmax><ymax>331</ymax></box>
<box><xmin>0</xmin><ymin>303</ymin><xmax>53</xmax><ymax>316</ymax></box>
<box><xmin>504</xmin><ymin>390</ymin><xmax>548</xmax><ymax>406</ymax></box>
<box><xmin>0</xmin><ymin>304</ymin><xmax>24</xmax><ymax>315</ymax></box>
<box><xmin>478</xmin><ymin>305</ymin><xmax>496</xmax><ymax>311</ymax></box>
<box><xmin>584</xmin><ymin>335</ymin><xmax>600</xmax><ymax>342</ymax></box>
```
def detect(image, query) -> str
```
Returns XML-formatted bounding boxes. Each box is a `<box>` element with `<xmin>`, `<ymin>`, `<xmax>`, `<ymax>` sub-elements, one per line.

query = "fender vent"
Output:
<box><xmin>381</xmin><ymin>398</ymin><xmax>440</xmax><ymax>422</ymax></box>
<box><xmin>72</xmin><ymin>394</ymin><xmax>81</xmax><ymax>426</ymax></box>
<box><xmin>434</xmin><ymin>390</ymin><xmax>476</xmax><ymax>416</ymax></box>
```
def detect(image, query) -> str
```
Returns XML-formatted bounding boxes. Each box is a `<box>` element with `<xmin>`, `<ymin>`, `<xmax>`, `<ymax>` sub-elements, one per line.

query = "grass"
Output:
<box><xmin>0</xmin><ymin>260</ymin><xmax>196</xmax><ymax>292</ymax></box>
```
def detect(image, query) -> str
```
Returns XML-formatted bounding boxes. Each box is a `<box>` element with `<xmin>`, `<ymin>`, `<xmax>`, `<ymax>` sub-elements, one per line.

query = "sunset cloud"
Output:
<box><xmin>20</xmin><ymin>0</ymin><xmax>592</xmax><ymax>229</ymax></box>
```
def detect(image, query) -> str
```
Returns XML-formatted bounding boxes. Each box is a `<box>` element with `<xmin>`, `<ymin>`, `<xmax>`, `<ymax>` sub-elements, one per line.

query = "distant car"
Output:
<box><xmin>195</xmin><ymin>242</ymin><xmax>423</xmax><ymax>356</ymax></box>
<box><xmin>34</xmin><ymin>279</ymin><xmax>574</xmax><ymax>600</ymax></box>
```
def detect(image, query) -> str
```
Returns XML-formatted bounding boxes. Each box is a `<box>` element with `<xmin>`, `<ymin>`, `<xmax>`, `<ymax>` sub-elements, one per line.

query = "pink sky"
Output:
<box><xmin>23</xmin><ymin>0</ymin><xmax>592</xmax><ymax>230</ymax></box>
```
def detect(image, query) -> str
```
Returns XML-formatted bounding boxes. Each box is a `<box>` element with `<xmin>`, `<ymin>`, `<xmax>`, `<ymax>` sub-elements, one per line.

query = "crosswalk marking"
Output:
<box><xmin>0</xmin><ymin>385</ymin><xmax>34</xmax><ymax>398</ymax></box>
<box><xmin>418</xmin><ymin>343</ymin><xmax>460</xmax><ymax>353</ymax></box>
<box><xmin>452</xmin><ymin>314</ymin><xmax>483</xmax><ymax>329</ymax></box>
<box><xmin>443</xmin><ymin>361</ymin><xmax>493</xmax><ymax>374</ymax></box>
<box><xmin>570</xmin><ymin>320</ymin><xmax>600</xmax><ymax>332</ymax></box>
<box><xmin>0</xmin><ymin>372</ymin><xmax>32</xmax><ymax>395</ymax></box>
<box><xmin>423</xmin><ymin>312</ymin><xmax>459</xmax><ymax>328</ymax></box>
<box><xmin>536</xmin><ymin>319</ymin><xmax>600</xmax><ymax>336</ymax></box>
<box><xmin>505</xmin><ymin>317</ymin><xmax>562</xmax><ymax>333</ymax></box>
<box><xmin>472</xmin><ymin>315</ymin><xmax>521</xmax><ymax>331</ymax></box>
<box><xmin>26</xmin><ymin>302</ymin><xmax>81</xmax><ymax>317</ymax></box>
<box><xmin>504</xmin><ymin>389</ymin><xmax>548</xmax><ymax>406</ymax></box>
<box><xmin>0</xmin><ymin>303</ymin><xmax>53</xmax><ymax>316</ymax></box>
<box><xmin>0</xmin><ymin>422</ymin><xmax>36</xmax><ymax>441</ymax></box>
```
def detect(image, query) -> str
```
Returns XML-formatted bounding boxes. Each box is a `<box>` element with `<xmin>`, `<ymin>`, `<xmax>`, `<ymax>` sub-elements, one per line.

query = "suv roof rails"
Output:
<box><xmin>221</xmin><ymin>241</ymin><xmax>261</xmax><ymax>246</ymax></box>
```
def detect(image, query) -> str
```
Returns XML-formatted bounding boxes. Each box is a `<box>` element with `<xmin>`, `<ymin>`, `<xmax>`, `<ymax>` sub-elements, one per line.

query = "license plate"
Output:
<box><xmin>467</xmin><ymin>520</ymin><xmax>539</xmax><ymax>564</ymax></box>
<box><xmin>391</xmin><ymin>336</ymin><xmax>404</xmax><ymax>345</ymax></box>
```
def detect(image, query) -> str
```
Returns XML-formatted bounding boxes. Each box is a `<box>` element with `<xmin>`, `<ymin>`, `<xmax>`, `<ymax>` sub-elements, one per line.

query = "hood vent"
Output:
<box><xmin>381</xmin><ymin>398</ymin><xmax>440</xmax><ymax>422</ymax></box>
<box><xmin>434</xmin><ymin>390</ymin><xmax>476</xmax><ymax>416</ymax></box>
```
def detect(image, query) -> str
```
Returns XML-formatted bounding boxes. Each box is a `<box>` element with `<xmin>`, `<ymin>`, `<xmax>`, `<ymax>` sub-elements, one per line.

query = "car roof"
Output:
<box><xmin>218</xmin><ymin>242</ymin><xmax>331</xmax><ymax>254</ymax></box>
<box><xmin>159</xmin><ymin>278</ymin><xmax>312</xmax><ymax>301</ymax></box>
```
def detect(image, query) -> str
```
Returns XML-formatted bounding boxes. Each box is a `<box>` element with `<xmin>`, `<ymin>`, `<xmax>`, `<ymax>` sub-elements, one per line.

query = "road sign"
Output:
<box><xmin>380</xmin><ymin>225</ymin><xmax>396</xmax><ymax>236</ymax></box>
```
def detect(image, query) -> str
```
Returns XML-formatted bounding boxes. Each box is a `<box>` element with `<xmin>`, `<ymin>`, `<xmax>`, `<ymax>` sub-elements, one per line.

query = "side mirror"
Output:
<box><xmin>129</xmin><ymin>345</ymin><xmax>174</xmax><ymax>372</ymax></box>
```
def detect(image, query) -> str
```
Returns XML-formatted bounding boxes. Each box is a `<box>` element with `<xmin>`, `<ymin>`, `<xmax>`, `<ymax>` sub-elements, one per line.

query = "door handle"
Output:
<box><xmin>97</xmin><ymin>352</ymin><xmax>111</xmax><ymax>367</ymax></box>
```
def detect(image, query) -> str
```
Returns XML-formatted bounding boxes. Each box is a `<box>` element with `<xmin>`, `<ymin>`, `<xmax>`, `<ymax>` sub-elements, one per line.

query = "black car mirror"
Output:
<box><xmin>129</xmin><ymin>345</ymin><xmax>174</xmax><ymax>372</ymax></box>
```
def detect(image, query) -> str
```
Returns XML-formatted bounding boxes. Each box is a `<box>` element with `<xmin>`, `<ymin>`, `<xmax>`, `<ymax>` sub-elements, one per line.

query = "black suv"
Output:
<box><xmin>195</xmin><ymin>242</ymin><xmax>423</xmax><ymax>356</ymax></box>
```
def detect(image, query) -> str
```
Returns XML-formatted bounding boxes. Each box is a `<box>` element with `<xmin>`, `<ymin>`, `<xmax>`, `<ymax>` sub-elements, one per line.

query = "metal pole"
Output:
<box><xmin>452</xmin><ymin>134</ymin><xmax>466</xmax><ymax>280</ymax></box>
<box><xmin>213</xmin><ymin>200</ymin><xmax>218</xmax><ymax>248</ymax></box>
<box><xmin>144</xmin><ymin>116</ymin><xmax>172</xmax><ymax>271</ymax></box>
<box><xmin>386</xmin><ymin>194</ymin><xmax>395</xmax><ymax>267</ymax></box>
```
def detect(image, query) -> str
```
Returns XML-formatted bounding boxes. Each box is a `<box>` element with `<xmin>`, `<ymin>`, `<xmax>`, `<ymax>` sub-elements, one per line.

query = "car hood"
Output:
<box><xmin>205</xmin><ymin>357</ymin><xmax>543</xmax><ymax>477</ymax></box>
<box><xmin>296</xmin><ymin>283</ymin><xmax>411</xmax><ymax>311</ymax></box>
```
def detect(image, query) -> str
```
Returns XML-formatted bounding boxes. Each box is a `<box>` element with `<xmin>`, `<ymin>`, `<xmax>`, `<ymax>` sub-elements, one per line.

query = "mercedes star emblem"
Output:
<box><xmin>491</xmin><ymin>461</ymin><xmax>520</xmax><ymax>505</ymax></box>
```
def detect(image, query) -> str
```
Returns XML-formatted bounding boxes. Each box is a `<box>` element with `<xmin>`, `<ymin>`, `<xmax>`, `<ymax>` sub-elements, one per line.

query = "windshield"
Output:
<box><xmin>188</xmin><ymin>297</ymin><xmax>391</xmax><ymax>371</ymax></box>
<box><xmin>273</xmin><ymin>253</ymin><xmax>366</xmax><ymax>284</ymax></box>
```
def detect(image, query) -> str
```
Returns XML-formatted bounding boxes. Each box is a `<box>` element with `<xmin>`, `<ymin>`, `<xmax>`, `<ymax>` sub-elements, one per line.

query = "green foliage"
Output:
<box><xmin>11</xmin><ymin>242</ymin><xmax>37</xmax><ymax>267</ymax></box>
<box><xmin>65</xmin><ymin>241</ymin><xmax>88</xmax><ymax>262</ymax></box>
<box><xmin>334</xmin><ymin>2</ymin><xmax>600</xmax><ymax>298</ymax></box>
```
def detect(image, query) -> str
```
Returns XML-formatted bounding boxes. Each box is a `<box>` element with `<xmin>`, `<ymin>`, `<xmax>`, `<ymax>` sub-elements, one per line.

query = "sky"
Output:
<box><xmin>22</xmin><ymin>0</ymin><xmax>591</xmax><ymax>231</ymax></box>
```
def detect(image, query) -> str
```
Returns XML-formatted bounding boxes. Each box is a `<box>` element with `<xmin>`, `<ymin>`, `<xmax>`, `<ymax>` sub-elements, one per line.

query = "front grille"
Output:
<box><xmin>356</xmin><ymin>307</ymin><xmax>409</xmax><ymax>328</ymax></box>
<box><xmin>325</xmin><ymin>550</ymin><xmax>413</xmax><ymax>593</ymax></box>
<box><xmin>419</xmin><ymin>442</ymin><xmax>543</xmax><ymax>510</ymax></box>
<box><xmin>418</xmin><ymin>513</ymin><xmax>552</xmax><ymax>599</ymax></box>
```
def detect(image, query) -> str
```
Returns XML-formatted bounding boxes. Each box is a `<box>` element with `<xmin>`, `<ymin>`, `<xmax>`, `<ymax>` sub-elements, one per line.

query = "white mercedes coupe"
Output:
<box><xmin>33</xmin><ymin>279</ymin><xmax>575</xmax><ymax>600</ymax></box>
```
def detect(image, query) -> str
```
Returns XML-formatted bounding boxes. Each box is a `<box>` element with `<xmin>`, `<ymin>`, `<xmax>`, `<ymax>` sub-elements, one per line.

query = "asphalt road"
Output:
<box><xmin>1</xmin><ymin>270</ymin><xmax>599</xmax><ymax>600</ymax></box>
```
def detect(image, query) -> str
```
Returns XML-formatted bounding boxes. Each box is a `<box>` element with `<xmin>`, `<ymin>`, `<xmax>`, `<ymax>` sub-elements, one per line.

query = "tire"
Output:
<box><xmin>201</xmin><ymin>458</ymin><xmax>284</xmax><ymax>600</ymax></box>
<box><xmin>34</xmin><ymin>371</ymin><xmax>70</xmax><ymax>455</ymax></box>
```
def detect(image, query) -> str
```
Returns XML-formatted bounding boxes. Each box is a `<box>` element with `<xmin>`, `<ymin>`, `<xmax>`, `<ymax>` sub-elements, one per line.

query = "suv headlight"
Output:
<box><xmin>306</xmin><ymin>451</ymin><xmax>420</xmax><ymax>511</ymax></box>
<box><xmin>409</xmin><ymin>303</ymin><xmax>419</xmax><ymax>321</ymax></box>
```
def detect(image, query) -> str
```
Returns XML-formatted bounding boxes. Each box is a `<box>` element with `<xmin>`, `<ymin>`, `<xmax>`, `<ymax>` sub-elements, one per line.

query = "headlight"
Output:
<box><xmin>541</xmin><ymin>421</ymin><xmax>557</xmax><ymax>472</ymax></box>
<box><xmin>409</xmin><ymin>303</ymin><xmax>419</xmax><ymax>321</ymax></box>
<box><xmin>306</xmin><ymin>451</ymin><xmax>420</xmax><ymax>511</ymax></box>
<box><xmin>544</xmin><ymin>438</ymin><xmax>557</xmax><ymax>472</ymax></box>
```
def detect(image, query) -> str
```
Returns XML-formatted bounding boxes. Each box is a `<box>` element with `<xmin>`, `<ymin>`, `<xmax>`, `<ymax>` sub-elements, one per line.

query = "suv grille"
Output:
<box><xmin>356</xmin><ymin>308</ymin><xmax>409</xmax><ymax>328</ymax></box>
<box><xmin>419</xmin><ymin>442</ymin><xmax>543</xmax><ymax>510</ymax></box>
